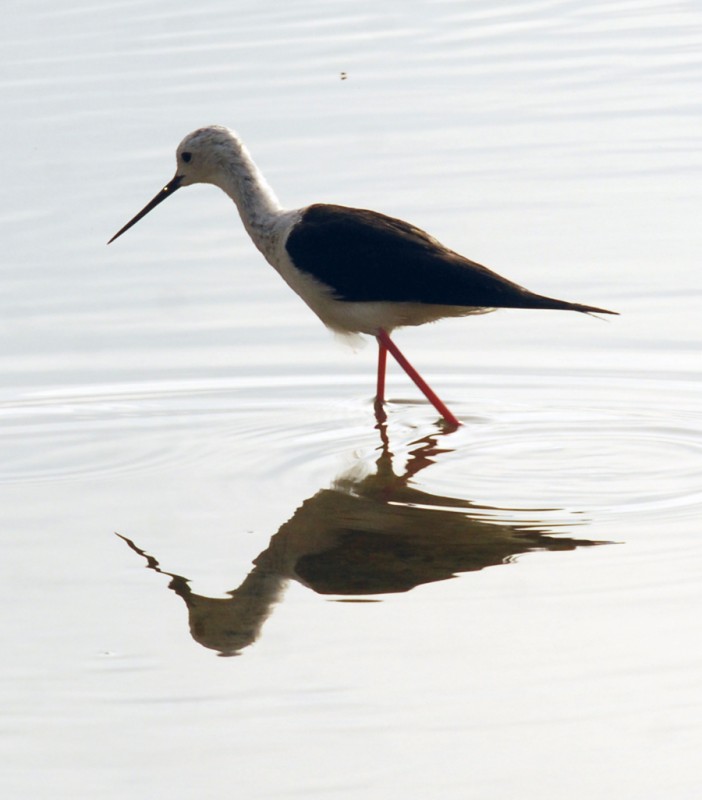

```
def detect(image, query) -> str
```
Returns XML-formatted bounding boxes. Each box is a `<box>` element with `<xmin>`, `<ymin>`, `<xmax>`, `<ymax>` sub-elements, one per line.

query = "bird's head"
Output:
<box><xmin>175</xmin><ymin>126</ymin><xmax>242</xmax><ymax>187</ymax></box>
<box><xmin>108</xmin><ymin>125</ymin><xmax>241</xmax><ymax>244</ymax></box>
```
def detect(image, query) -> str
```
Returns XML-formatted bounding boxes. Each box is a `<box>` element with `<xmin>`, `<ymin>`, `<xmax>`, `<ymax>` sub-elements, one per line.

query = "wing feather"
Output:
<box><xmin>286</xmin><ymin>204</ymin><xmax>615</xmax><ymax>314</ymax></box>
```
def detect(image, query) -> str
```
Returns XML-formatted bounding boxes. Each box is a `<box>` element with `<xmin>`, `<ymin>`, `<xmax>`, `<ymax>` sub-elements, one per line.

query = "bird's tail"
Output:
<box><xmin>523</xmin><ymin>293</ymin><xmax>619</xmax><ymax>316</ymax></box>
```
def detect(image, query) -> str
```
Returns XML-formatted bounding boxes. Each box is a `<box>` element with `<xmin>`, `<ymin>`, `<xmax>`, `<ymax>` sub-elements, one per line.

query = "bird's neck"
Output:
<box><xmin>215</xmin><ymin>143</ymin><xmax>286</xmax><ymax>258</ymax></box>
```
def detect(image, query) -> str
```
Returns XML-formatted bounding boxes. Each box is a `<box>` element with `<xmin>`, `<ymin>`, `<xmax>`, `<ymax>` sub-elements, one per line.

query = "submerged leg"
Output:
<box><xmin>376</xmin><ymin>335</ymin><xmax>388</xmax><ymax>405</ymax></box>
<box><xmin>373</xmin><ymin>335</ymin><xmax>389</xmax><ymax>424</ymax></box>
<box><xmin>376</xmin><ymin>328</ymin><xmax>461</xmax><ymax>427</ymax></box>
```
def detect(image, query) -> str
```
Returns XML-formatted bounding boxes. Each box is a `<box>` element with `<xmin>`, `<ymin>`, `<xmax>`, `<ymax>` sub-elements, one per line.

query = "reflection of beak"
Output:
<box><xmin>108</xmin><ymin>174</ymin><xmax>183</xmax><ymax>243</ymax></box>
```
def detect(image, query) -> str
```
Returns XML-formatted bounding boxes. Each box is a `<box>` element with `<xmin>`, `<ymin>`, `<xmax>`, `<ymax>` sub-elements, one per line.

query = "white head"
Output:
<box><xmin>108</xmin><ymin>125</ymin><xmax>273</xmax><ymax>244</ymax></box>
<box><xmin>174</xmin><ymin>125</ymin><xmax>245</xmax><ymax>187</ymax></box>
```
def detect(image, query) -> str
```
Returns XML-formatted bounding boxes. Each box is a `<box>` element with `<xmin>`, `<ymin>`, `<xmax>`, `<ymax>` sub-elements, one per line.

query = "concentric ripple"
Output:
<box><xmin>0</xmin><ymin>375</ymin><xmax>365</xmax><ymax>484</ymax></box>
<box><xmin>1</xmin><ymin>368</ymin><xmax>699</xmax><ymax>532</ymax></box>
<box><xmin>424</xmin><ymin>369</ymin><xmax>702</xmax><ymax>523</ymax></box>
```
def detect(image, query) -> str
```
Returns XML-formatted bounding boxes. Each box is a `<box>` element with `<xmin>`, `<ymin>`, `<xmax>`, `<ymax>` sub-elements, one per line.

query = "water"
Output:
<box><xmin>1</xmin><ymin>1</ymin><xmax>701</xmax><ymax>798</ymax></box>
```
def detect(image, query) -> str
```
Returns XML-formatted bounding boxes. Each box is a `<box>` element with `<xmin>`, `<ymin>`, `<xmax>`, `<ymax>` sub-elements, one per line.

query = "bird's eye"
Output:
<box><xmin>181</xmin><ymin>152</ymin><xmax>192</xmax><ymax>163</ymax></box>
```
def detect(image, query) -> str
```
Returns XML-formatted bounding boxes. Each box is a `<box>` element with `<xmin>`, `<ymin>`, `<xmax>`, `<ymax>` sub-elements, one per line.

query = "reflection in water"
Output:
<box><xmin>118</xmin><ymin>423</ymin><xmax>605</xmax><ymax>656</ymax></box>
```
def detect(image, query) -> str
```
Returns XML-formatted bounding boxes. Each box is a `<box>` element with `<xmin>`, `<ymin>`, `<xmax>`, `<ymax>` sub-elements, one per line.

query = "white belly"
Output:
<box><xmin>257</xmin><ymin>211</ymin><xmax>491</xmax><ymax>335</ymax></box>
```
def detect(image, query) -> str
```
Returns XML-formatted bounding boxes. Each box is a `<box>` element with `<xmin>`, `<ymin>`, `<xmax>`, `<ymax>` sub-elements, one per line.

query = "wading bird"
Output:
<box><xmin>109</xmin><ymin>126</ymin><xmax>616</xmax><ymax>426</ymax></box>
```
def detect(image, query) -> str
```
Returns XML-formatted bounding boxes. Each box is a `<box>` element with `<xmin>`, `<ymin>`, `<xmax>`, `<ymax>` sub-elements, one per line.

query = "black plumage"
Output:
<box><xmin>286</xmin><ymin>204</ymin><xmax>616</xmax><ymax>315</ymax></box>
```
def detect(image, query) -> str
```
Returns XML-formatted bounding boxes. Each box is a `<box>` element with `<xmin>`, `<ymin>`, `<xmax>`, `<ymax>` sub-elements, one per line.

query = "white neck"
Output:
<box><xmin>211</xmin><ymin>138</ymin><xmax>286</xmax><ymax>258</ymax></box>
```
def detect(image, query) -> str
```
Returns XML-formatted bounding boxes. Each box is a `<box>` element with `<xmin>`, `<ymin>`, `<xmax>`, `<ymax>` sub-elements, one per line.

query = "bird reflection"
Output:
<box><xmin>118</xmin><ymin>422</ymin><xmax>604</xmax><ymax>657</ymax></box>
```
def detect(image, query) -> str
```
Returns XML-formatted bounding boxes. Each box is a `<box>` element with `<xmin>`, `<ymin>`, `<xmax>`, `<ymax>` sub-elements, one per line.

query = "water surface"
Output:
<box><xmin>1</xmin><ymin>1</ymin><xmax>701</xmax><ymax>798</ymax></box>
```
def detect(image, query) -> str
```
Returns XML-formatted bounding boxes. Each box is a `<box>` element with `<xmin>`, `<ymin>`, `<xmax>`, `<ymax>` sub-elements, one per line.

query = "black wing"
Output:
<box><xmin>286</xmin><ymin>204</ymin><xmax>615</xmax><ymax>314</ymax></box>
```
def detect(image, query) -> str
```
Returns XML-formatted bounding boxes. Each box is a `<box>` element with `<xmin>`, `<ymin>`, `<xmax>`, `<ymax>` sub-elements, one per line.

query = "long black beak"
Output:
<box><xmin>108</xmin><ymin>174</ymin><xmax>183</xmax><ymax>244</ymax></box>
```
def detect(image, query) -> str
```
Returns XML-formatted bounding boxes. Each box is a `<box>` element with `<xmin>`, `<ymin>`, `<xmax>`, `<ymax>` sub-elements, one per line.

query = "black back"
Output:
<box><xmin>286</xmin><ymin>204</ymin><xmax>614</xmax><ymax>314</ymax></box>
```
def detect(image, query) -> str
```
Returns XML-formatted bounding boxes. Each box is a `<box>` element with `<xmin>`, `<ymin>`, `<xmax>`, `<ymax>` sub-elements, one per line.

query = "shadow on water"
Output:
<box><xmin>117</xmin><ymin>420</ymin><xmax>607</xmax><ymax>657</ymax></box>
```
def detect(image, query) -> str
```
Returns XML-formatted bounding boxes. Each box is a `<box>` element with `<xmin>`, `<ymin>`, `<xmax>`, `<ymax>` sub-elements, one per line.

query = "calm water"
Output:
<box><xmin>2</xmin><ymin>1</ymin><xmax>701</xmax><ymax>798</ymax></box>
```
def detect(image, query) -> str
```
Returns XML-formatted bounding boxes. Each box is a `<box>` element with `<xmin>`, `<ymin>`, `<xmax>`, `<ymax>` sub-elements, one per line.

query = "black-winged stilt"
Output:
<box><xmin>109</xmin><ymin>125</ymin><xmax>617</xmax><ymax>427</ymax></box>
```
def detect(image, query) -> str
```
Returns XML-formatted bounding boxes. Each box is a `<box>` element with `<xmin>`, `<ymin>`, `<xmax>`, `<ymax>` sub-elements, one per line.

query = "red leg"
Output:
<box><xmin>377</xmin><ymin>328</ymin><xmax>461</xmax><ymax>427</ymax></box>
<box><xmin>376</xmin><ymin>335</ymin><xmax>388</xmax><ymax>405</ymax></box>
